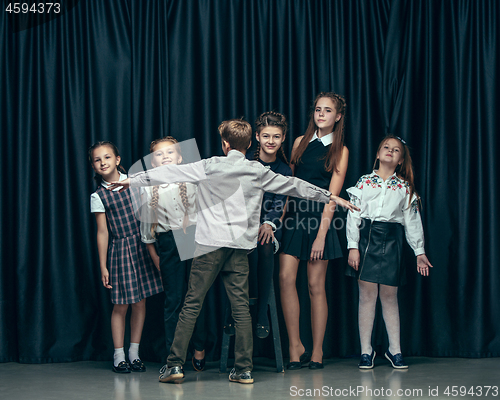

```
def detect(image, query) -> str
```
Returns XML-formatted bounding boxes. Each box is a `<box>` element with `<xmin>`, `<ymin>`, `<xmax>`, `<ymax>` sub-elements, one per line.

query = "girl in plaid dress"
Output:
<box><xmin>89</xmin><ymin>141</ymin><xmax>163</xmax><ymax>373</ymax></box>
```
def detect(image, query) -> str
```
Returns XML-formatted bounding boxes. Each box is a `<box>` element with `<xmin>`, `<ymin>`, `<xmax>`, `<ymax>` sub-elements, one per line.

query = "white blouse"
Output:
<box><xmin>90</xmin><ymin>172</ymin><xmax>127</xmax><ymax>213</ymax></box>
<box><xmin>346</xmin><ymin>171</ymin><xmax>425</xmax><ymax>256</ymax></box>
<box><xmin>140</xmin><ymin>183</ymin><xmax>197</xmax><ymax>243</ymax></box>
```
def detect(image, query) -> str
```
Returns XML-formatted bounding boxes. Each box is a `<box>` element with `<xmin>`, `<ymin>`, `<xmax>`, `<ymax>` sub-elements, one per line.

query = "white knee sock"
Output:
<box><xmin>129</xmin><ymin>342</ymin><xmax>140</xmax><ymax>362</ymax></box>
<box><xmin>114</xmin><ymin>347</ymin><xmax>126</xmax><ymax>367</ymax></box>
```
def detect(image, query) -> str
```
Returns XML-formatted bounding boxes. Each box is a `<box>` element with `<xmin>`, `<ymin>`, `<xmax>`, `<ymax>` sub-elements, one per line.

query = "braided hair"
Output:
<box><xmin>254</xmin><ymin>111</ymin><xmax>289</xmax><ymax>164</ymax></box>
<box><xmin>149</xmin><ymin>137</ymin><xmax>190</xmax><ymax>234</ymax></box>
<box><xmin>88</xmin><ymin>141</ymin><xmax>127</xmax><ymax>185</ymax></box>
<box><xmin>291</xmin><ymin>92</ymin><xmax>347</xmax><ymax>173</ymax></box>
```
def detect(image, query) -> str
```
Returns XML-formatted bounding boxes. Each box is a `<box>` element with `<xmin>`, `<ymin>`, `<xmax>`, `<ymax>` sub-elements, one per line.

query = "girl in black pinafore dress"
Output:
<box><xmin>280</xmin><ymin>92</ymin><xmax>350</xmax><ymax>369</ymax></box>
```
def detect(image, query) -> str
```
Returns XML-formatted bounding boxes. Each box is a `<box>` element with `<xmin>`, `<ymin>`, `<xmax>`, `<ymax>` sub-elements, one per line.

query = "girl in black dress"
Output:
<box><xmin>280</xmin><ymin>92</ymin><xmax>349</xmax><ymax>369</ymax></box>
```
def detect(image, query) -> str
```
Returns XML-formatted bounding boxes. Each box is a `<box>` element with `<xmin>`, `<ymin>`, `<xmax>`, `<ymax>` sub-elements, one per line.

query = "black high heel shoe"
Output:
<box><xmin>286</xmin><ymin>351</ymin><xmax>311</xmax><ymax>370</ymax></box>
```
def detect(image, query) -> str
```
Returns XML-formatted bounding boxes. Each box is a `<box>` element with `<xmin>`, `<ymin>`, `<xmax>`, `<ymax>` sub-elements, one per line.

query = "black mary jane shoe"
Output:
<box><xmin>130</xmin><ymin>359</ymin><xmax>146</xmax><ymax>372</ymax></box>
<box><xmin>112</xmin><ymin>361</ymin><xmax>131</xmax><ymax>373</ymax></box>
<box><xmin>309</xmin><ymin>361</ymin><xmax>324</xmax><ymax>370</ymax></box>
<box><xmin>192</xmin><ymin>356</ymin><xmax>206</xmax><ymax>372</ymax></box>
<box><xmin>286</xmin><ymin>351</ymin><xmax>311</xmax><ymax>370</ymax></box>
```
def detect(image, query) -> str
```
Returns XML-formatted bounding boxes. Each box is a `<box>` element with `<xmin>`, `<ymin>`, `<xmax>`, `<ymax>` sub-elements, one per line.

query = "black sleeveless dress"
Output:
<box><xmin>281</xmin><ymin>139</ymin><xmax>343</xmax><ymax>260</ymax></box>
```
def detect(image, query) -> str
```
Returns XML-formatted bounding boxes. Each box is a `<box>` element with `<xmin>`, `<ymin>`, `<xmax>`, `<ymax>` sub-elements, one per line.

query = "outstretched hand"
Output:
<box><xmin>416</xmin><ymin>254</ymin><xmax>433</xmax><ymax>276</ymax></box>
<box><xmin>107</xmin><ymin>178</ymin><xmax>131</xmax><ymax>192</ymax></box>
<box><xmin>330</xmin><ymin>195</ymin><xmax>360</xmax><ymax>212</ymax></box>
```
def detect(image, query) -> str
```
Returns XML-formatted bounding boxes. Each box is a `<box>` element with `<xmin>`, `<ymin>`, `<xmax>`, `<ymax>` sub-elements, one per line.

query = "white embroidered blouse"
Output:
<box><xmin>346</xmin><ymin>171</ymin><xmax>426</xmax><ymax>256</ymax></box>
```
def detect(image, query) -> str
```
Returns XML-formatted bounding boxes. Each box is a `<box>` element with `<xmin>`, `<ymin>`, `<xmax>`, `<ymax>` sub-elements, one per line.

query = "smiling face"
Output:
<box><xmin>314</xmin><ymin>97</ymin><xmax>341</xmax><ymax>133</ymax></box>
<box><xmin>256</xmin><ymin>126</ymin><xmax>284</xmax><ymax>158</ymax></box>
<box><xmin>91</xmin><ymin>145</ymin><xmax>121</xmax><ymax>180</ymax></box>
<box><xmin>377</xmin><ymin>138</ymin><xmax>403</xmax><ymax>167</ymax></box>
<box><xmin>151</xmin><ymin>141</ymin><xmax>182</xmax><ymax>167</ymax></box>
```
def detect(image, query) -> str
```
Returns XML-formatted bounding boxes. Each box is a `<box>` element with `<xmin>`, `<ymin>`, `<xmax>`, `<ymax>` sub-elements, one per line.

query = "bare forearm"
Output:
<box><xmin>316</xmin><ymin>202</ymin><xmax>336</xmax><ymax>239</ymax></box>
<box><xmin>96</xmin><ymin>230</ymin><xmax>109</xmax><ymax>270</ymax></box>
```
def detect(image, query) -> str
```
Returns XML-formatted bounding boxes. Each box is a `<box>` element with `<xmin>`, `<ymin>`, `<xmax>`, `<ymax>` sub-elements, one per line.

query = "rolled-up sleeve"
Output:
<box><xmin>260</xmin><ymin>168</ymin><xmax>331</xmax><ymax>204</ymax></box>
<box><xmin>403</xmin><ymin>194</ymin><xmax>425</xmax><ymax>256</ymax></box>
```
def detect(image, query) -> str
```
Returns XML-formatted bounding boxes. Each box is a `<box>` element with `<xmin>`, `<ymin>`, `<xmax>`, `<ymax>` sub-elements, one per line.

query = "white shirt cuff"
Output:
<box><xmin>347</xmin><ymin>241</ymin><xmax>359</xmax><ymax>250</ymax></box>
<box><xmin>414</xmin><ymin>248</ymin><xmax>426</xmax><ymax>256</ymax></box>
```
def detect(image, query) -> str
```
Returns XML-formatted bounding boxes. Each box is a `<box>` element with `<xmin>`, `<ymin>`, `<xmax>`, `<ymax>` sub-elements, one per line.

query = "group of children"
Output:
<box><xmin>88</xmin><ymin>91</ymin><xmax>432</xmax><ymax>383</ymax></box>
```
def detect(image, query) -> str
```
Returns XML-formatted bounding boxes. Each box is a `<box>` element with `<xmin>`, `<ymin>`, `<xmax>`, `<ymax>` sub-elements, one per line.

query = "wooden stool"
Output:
<box><xmin>219</xmin><ymin>279</ymin><xmax>284</xmax><ymax>373</ymax></box>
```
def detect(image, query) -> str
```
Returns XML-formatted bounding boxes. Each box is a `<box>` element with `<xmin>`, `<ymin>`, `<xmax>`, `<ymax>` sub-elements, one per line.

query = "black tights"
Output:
<box><xmin>249</xmin><ymin>240</ymin><xmax>275</xmax><ymax>325</ymax></box>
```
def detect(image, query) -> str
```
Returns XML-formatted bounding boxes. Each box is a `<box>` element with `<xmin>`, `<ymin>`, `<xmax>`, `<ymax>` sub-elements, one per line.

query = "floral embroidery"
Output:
<box><xmin>363</xmin><ymin>175</ymin><xmax>382</xmax><ymax>188</ymax></box>
<box><xmin>355</xmin><ymin>176</ymin><xmax>364</xmax><ymax>189</ymax></box>
<box><xmin>386</xmin><ymin>176</ymin><xmax>406</xmax><ymax>191</ymax></box>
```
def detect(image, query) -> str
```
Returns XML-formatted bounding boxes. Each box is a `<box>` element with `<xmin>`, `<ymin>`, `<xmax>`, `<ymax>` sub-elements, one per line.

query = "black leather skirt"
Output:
<box><xmin>346</xmin><ymin>219</ymin><xmax>405</xmax><ymax>287</ymax></box>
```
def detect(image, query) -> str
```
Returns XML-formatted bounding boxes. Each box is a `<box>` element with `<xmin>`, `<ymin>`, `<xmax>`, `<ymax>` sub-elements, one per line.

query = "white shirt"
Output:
<box><xmin>346</xmin><ymin>171</ymin><xmax>425</xmax><ymax>256</ymax></box>
<box><xmin>130</xmin><ymin>150</ymin><xmax>331</xmax><ymax>250</ymax></box>
<box><xmin>90</xmin><ymin>172</ymin><xmax>127</xmax><ymax>213</ymax></box>
<box><xmin>140</xmin><ymin>183</ymin><xmax>197</xmax><ymax>243</ymax></box>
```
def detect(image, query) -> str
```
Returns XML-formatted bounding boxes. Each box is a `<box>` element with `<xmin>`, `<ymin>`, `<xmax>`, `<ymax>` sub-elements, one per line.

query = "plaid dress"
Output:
<box><xmin>96</xmin><ymin>185</ymin><xmax>162</xmax><ymax>304</ymax></box>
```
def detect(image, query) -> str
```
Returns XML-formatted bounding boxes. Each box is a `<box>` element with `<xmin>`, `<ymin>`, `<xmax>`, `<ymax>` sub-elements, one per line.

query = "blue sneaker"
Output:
<box><xmin>358</xmin><ymin>350</ymin><xmax>376</xmax><ymax>369</ymax></box>
<box><xmin>385</xmin><ymin>351</ymin><xmax>408</xmax><ymax>369</ymax></box>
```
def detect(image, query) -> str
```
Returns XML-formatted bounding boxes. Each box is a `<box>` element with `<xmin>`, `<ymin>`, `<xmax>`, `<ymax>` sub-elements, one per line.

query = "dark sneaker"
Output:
<box><xmin>358</xmin><ymin>350</ymin><xmax>376</xmax><ymax>369</ymax></box>
<box><xmin>385</xmin><ymin>351</ymin><xmax>408</xmax><ymax>369</ymax></box>
<box><xmin>229</xmin><ymin>368</ymin><xmax>254</xmax><ymax>384</ymax></box>
<box><xmin>159</xmin><ymin>365</ymin><xmax>184</xmax><ymax>382</ymax></box>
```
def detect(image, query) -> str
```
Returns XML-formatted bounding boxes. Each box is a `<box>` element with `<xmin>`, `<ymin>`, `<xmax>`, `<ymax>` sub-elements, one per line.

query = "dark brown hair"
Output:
<box><xmin>373</xmin><ymin>135</ymin><xmax>418</xmax><ymax>206</ymax></box>
<box><xmin>254</xmin><ymin>111</ymin><xmax>288</xmax><ymax>164</ymax></box>
<box><xmin>149</xmin><ymin>137</ymin><xmax>190</xmax><ymax>234</ymax></box>
<box><xmin>88</xmin><ymin>141</ymin><xmax>126</xmax><ymax>185</ymax></box>
<box><xmin>291</xmin><ymin>92</ymin><xmax>347</xmax><ymax>173</ymax></box>
<box><xmin>218</xmin><ymin>119</ymin><xmax>252</xmax><ymax>151</ymax></box>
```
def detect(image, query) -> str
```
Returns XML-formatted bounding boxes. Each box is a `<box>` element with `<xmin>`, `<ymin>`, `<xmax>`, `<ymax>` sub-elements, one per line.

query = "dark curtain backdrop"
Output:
<box><xmin>1</xmin><ymin>0</ymin><xmax>498</xmax><ymax>363</ymax></box>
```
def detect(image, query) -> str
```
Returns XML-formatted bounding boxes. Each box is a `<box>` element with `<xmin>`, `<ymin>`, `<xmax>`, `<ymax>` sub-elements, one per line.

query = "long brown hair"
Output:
<box><xmin>254</xmin><ymin>111</ymin><xmax>288</xmax><ymax>164</ymax></box>
<box><xmin>149</xmin><ymin>137</ymin><xmax>190</xmax><ymax>234</ymax></box>
<box><xmin>373</xmin><ymin>135</ymin><xmax>418</xmax><ymax>206</ymax></box>
<box><xmin>291</xmin><ymin>92</ymin><xmax>347</xmax><ymax>173</ymax></box>
<box><xmin>88</xmin><ymin>141</ymin><xmax>127</xmax><ymax>185</ymax></box>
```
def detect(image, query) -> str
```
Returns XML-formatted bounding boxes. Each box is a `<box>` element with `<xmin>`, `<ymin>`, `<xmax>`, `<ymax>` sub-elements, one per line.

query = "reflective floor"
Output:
<box><xmin>1</xmin><ymin>357</ymin><xmax>498</xmax><ymax>400</ymax></box>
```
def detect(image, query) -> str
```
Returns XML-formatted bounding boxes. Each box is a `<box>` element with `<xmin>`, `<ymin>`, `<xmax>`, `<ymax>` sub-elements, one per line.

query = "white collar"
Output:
<box><xmin>101</xmin><ymin>172</ymin><xmax>127</xmax><ymax>190</ymax></box>
<box><xmin>371</xmin><ymin>170</ymin><xmax>402</xmax><ymax>182</ymax></box>
<box><xmin>310</xmin><ymin>131</ymin><xmax>333</xmax><ymax>146</ymax></box>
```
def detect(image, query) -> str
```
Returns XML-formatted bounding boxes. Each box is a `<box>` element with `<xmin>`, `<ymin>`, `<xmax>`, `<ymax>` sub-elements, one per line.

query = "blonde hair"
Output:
<box><xmin>149</xmin><ymin>137</ymin><xmax>190</xmax><ymax>234</ymax></box>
